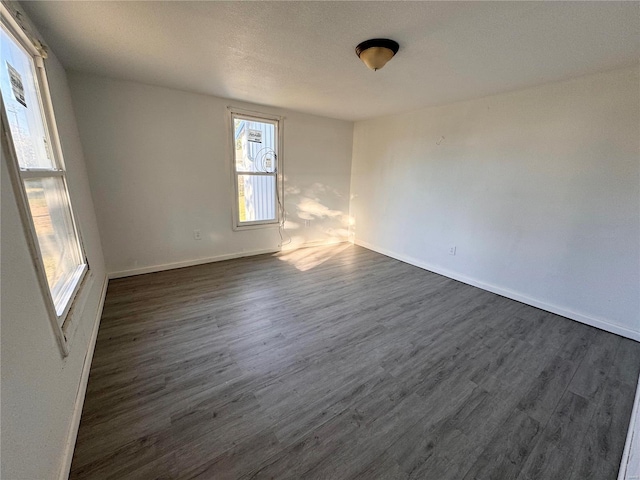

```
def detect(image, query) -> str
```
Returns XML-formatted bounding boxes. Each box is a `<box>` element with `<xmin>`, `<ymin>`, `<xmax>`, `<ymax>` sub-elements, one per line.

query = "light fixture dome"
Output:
<box><xmin>355</xmin><ymin>38</ymin><xmax>399</xmax><ymax>71</ymax></box>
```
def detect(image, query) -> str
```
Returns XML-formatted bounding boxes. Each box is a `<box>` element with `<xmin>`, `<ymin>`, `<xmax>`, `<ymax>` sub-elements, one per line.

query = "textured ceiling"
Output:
<box><xmin>20</xmin><ymin>1</ymin><xmax>640</xmax><ymax>121</ymax></box>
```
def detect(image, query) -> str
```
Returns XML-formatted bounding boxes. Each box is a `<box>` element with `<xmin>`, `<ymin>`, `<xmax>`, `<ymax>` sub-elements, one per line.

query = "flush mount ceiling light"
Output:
<box><xmin>355</xmin><ymin>38</ymin><xmax>399</xmax><ymax>71</ymax></box>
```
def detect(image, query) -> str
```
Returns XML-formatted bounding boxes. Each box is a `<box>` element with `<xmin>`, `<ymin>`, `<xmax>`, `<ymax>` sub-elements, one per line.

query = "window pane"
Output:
<box><xmin>24</xmin><ymin>177</ymin><xmax>81</xmax><ymax>305</ymax></box>
<box><xmin>0</xmin><ymin>25</ymin><xmax>54</xmax><ymax>170</ymax></box>
<box><xmin>234</xmin><ymin>118</ymin><xmax>276</xmax><ymax>173</ymax></box>
<box><xmin>238</xmin><ymin>174</ymin><xmax>276</xmax><ymax>223</ymax></box>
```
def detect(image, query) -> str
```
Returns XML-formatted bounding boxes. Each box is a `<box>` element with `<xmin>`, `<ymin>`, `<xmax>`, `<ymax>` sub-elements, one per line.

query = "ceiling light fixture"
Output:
<box><xmin>355</xmin><ymin>38</ymin><xmax>399</xmax><ymax>71</ymax></box>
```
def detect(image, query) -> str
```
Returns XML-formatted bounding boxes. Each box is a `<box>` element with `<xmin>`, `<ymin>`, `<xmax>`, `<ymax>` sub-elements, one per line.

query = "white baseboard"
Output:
<box><xmin>108</xmin><ymin>240</ymin><xmax>353</xmax><ymax>279</ymax></box>
<box><xmin>354</xmin><ymin>239</ymin><xmax>640</xmax><ymax>342</ymax></box>
<box><xmin>619</xmin><ymin>375</ymin><xmax>640</xmax><ymax>480</ymax></box>
<box><xmin>108</xmin><ymin>248</ymin><xmax>281</xmax><ymax>279</ymax></box>
<box><xmin>58</xmin><ymin>274</ymin><xmax>108</xmax><ymax>480</ymax></box>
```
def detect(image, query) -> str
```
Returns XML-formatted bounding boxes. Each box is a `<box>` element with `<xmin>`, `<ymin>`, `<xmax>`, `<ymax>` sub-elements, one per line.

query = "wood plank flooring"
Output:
<box><xmin>70</xmin><ymin>244</ymin><xmax>640</xmax><ymax>480</ymax></box>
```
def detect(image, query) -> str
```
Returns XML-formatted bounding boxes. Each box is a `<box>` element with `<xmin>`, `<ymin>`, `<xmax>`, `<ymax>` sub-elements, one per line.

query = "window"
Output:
<box><xmin>231</xmin><ymin>111</ymin><xmax>280</xmax><ymax>228</ymax></box>
<box><xmin>1</xmin><ymin>17</ymin><xmax>87</xmax><ymax>326</ymax></box>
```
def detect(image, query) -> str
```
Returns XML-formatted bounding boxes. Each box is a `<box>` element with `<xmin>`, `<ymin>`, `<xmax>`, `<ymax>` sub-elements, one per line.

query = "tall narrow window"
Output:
<box><xmin>1</xmin><ymin>20</ymin><xmax>87</xmax><ymax>323</ymax></box>
<box><xmin>231</xmin><ymin>111</ymin><xmax>280</xmax><ymax>228</ymax></box>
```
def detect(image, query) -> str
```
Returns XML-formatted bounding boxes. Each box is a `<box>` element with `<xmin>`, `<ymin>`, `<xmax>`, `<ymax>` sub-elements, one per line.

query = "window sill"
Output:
<box><xmin>60</xmin><ymin>269</ymin><xmax>98</xmax><ymax>352</ymax></box>
<box><xmin>55</xmin><ymin>263</ymin><xmax>88</xmax><ymax>326</ymax></box>
<box><xmin>233</xmin><ymin>222</ymin><xmax>279</xmax><ymax>231</ymax></box>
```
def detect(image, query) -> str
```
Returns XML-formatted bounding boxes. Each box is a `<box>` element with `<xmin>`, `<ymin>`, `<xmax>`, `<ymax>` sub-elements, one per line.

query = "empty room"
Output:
<box><xmin>1</xmin><ymin>1</ymin><xmax>639</xmax><ymax>479</ymax></box>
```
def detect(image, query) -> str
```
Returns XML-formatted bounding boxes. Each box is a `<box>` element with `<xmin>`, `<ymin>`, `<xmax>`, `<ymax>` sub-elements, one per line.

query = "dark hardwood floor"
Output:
<box><xmin>70</xmin><ymin>244</ymin><xmax>640</xmax><ymax>480</ymax></box>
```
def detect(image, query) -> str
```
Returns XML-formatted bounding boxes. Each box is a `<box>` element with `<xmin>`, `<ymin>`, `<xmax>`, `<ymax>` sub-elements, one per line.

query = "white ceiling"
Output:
<box><xmin>21</xmin><ymin>1</ymin><xmax>640</xmax><ymax>121</ymax></box>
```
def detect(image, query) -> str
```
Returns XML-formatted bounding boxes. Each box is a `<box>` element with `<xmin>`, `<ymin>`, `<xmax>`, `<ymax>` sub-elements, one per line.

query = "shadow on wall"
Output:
<box><xmin>283</xmin><ymin>181</ymin><xmax>351</xmax><ymax>245</ymax></box>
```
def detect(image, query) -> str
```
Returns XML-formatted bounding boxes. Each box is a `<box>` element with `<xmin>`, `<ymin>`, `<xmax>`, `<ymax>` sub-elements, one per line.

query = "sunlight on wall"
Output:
<box><xmin>280</xmin><ymin>180</ymin><xmax>352</xmax><ymax>247</ymax></box>
<box><xmin>296</xmin><ymin>197</ymin><xmax>343</xmax><ymax>221</ymax></box>
<box><xmin>284</xmin><ymin>220</ymin><xmax>300</xmax><ymax>230</ymax></box>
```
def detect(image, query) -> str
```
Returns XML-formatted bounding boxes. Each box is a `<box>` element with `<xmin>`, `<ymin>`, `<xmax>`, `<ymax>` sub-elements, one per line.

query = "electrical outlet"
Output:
<box><xmin>449</xmin><ymin>246</ymin><xmax>456</xmax><ymax>255</ymax></box>
<box><xmin>194</xmin><ymin>229</ymin><xmax>202</xmax><ymax>240</ymax></box>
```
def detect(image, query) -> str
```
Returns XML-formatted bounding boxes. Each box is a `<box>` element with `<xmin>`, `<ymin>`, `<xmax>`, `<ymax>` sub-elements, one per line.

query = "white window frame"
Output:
<box><xmin>1</xmin><ymin>5</ymin><xmax>87</xmax><ymax>355</ymax></box>
<box><xmin>229</xmin><ymin>108</ymin><xmax>283</xmax><ymax>230</ymax></box>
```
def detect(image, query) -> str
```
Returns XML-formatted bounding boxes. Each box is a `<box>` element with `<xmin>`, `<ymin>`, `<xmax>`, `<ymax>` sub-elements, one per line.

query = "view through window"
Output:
<box><xmin>1</xmin><ymin>23</ymin><xmax>86</xmax><ymax>320</ymax></box>
<box><xmin>232</xmin><ymin>113</ymin><xmax>279</xmax><ymax>227</ymax></box>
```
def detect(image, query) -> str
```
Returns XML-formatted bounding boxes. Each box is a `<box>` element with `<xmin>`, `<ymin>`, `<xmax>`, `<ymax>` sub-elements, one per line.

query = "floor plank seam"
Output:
<box><xmin>69</xmin><ymin>245</ymin><xmax>640</xmax><ymax>480</ymax></box>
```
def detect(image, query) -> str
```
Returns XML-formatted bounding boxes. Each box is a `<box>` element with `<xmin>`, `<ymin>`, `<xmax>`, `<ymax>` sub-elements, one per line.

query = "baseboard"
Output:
<box><xmin>354</xmin><ymin>239</ymin><xmax>640</xmax><ymax>342</ymax></box>
<box><xmin>619</xmin><ymin>374</ymin><xmax>640</xmax><ymax>480</ymax></box>
<box><xmin>108</xmin><ymin>248</ymin><xmax>281</xmax><ymax>279</ymax></box>
<box><xmin>108</xmin><ymin>240</ymin><xmax>353</xmax><ymax>279</ymax></box>
<box><xmin>58</xmin><ymin>274</ymin><xmax>108</xmax><ymax>480</ymax></box>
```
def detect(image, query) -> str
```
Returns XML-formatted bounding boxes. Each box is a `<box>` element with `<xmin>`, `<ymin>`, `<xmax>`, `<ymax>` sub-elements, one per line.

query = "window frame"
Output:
<box><xmin>229</xmin><ymin>108</ymin><xmax>283</xmax><ymax>230</ymax></box>
<box><xmin>1</xmin><ymin>5</ymin><xmax>88</xmax><ymax>355</ymax></box>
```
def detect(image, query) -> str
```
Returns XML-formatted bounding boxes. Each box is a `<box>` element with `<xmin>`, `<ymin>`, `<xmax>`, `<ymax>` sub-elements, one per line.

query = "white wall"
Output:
<box><xmin>67</xmin><ymin>73</ymin><xmax>353</xmax><ymax>277</ymax></box>
<box><xmin>350</xmin><ymin>66</ymin><xmax>640</xmax><ymax>340</ymax></box>
<box><xmin>0</xmin><ymin>3</ymin><xmax>107</xmax><ymax>479</ymax></box>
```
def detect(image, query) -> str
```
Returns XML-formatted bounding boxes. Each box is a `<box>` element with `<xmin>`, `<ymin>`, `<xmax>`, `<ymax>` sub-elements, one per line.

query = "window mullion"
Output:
<box><xmin>20</xmin><ymin>169</ymin><xmax>64</xmax><ymax>179</ymax></box>
<box><xmin>234</xmin><ymin>171</ymin><xmax>275</xmax><ymax>177</ymax></box>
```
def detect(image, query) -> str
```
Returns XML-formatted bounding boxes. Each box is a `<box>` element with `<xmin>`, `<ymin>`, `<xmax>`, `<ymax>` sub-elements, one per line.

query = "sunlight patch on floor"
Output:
<box><xmin>276</xmin><ymin>243</ymin><xmax>352</xmax><ymax>272</ymax></box>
